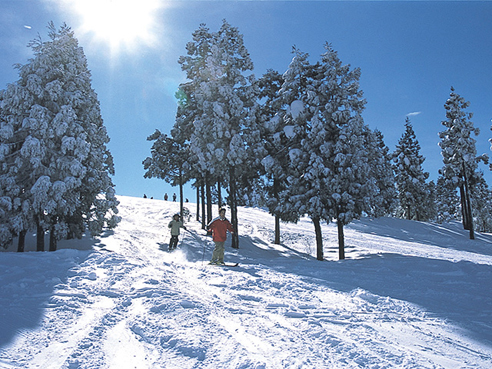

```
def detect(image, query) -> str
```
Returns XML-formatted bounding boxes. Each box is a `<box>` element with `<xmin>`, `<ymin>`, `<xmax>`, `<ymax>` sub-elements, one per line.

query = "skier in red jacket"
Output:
<box><xmin>207</xmin><ymin>208</ymin><xmax>234</xmax><ymax>265</ymax></box>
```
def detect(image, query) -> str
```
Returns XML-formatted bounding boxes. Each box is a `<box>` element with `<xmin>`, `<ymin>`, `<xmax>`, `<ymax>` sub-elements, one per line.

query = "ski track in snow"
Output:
<box><xmin>0</xmin><ymin>196</ymin><xmax>492</xmax><ymax>368</ymax></box>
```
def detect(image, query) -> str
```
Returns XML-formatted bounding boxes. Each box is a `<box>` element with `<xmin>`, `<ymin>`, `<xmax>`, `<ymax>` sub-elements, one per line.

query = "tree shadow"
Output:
<box><xmin>279</xmin><ymin>252</ymin><xmax>492</xmax><ymax>345</ymax></box>
<box><xmin>0</xmin><ymin>234</ymin><xmax>101</xmax><ymax>348</ymax></box>
<box><xmin>180</xmin><ymin>227</ymin><xmax>492</xmax><ymax>345</ymax></box>
<box><xmin>348</xmin><ymin>217</ymin><xmax>492</xmax><ymax>255</ymax></box>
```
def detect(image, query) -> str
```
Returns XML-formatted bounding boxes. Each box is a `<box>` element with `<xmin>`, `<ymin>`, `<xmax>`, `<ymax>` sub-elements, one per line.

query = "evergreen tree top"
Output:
<box><xmin>439</xmin><ymin>87</ymin><xmax>486</xmax><ymax>182</ymax></box>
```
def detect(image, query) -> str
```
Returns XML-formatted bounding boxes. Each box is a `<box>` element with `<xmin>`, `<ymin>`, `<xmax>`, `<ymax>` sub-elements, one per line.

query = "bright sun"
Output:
<box><xmin>66</xmin><ymin>0</ymin><xmax>164</xmax><ymax>54</ymax></box>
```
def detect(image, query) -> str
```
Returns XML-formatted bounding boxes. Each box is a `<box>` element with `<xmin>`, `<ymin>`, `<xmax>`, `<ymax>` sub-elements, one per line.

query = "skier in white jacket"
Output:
<box><xmin>168</xmin><ymin>214</ymin><xmax>186</xmax><ymax>251</ymax></box>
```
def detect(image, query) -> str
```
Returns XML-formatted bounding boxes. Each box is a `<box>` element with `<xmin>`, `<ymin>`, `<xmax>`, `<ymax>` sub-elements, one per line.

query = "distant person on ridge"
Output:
<box><xmin>168</xmin><ymin>213</ymin><xmax>186</xmax><ymax>251</ymax></box>
<box><xmin>207</xmin><ymin>208</ymin><xmax>234</xmax><ymax>265</ymax></box>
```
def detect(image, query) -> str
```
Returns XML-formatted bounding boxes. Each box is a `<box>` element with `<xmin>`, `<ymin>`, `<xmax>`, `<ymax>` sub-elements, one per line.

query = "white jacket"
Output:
<box><xmin>168</xmin><ymin>220</ymin><xmax>185</xmax><ymax>236</ymax></box>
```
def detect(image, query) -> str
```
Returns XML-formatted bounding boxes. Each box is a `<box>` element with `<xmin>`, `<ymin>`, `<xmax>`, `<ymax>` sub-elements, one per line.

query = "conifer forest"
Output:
<box><xmin>2</xmin><ymin>21</ymin><xmax>492</xmax><ymax>261</ymax></box>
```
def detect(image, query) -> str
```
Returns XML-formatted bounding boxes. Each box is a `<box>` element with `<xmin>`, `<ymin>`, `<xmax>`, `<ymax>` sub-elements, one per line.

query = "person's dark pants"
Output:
<box><xmin>169</xmin><ymin>235</ymin><xmax>179</xmax><ymax>250</ymax></box>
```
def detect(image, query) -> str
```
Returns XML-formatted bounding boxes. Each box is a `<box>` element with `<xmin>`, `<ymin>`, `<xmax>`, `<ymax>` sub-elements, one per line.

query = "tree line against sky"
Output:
<box><xmin>0</xmin><ymin>21</ymin><xmax>490</xmax><ymax>260</ymax></box>
<box><xmin>144</xmin><ymin>20</ymin><xmax>492</xmax><ymax>260</ymax></box>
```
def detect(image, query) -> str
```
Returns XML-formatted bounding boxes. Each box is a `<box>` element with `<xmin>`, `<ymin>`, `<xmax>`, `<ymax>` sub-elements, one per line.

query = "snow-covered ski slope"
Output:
<box><xmin>1</xmin><ymin>195</ymin><xmax>492</xmax><ymax>368</ymax></box>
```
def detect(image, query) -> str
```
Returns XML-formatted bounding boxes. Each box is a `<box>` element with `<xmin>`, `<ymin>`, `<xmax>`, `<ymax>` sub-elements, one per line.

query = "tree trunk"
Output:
<box><xmin>179</xmin><ymin>168</ymin><xmax>184</xmax><ymax>219</ymax></box>
<box><xmin>313</xmin><ymin>217</ymin><xmax>323</xmax><ymax>261</ymax></box>
<box><xmin>337</xmin><ymin>218</ymin><xmax>345</xmax><ymax>260</ymax></box>
<box><xmin>229</xmin><ymin>166</ymin><xmax>239</xmax><ymax>248</ymax></box>
<box><xmin>459</xmin><ymin>184</ymin><xmax>470</xmax><ymax>230</ymax></box>
<box><xmin>466</xmin><ymin>196</ymin><xmax>474</xmax><ymax>240</ymax></box>
<box><xmin>274</xmin><ymin>215</ymin><xmax>280</xmax><ymax>245</ymax></box>
<box><xmin>17</xmin><ymin>230</ymin><xmax>26</xmax><ymax>252</ymax></box>
<box><xmin>217</xmin><ymin>180</ymin><xmax>222</xmax><ymax>209</ymax></box>
<box><xmin>201</xmin><ymin>181</ymin><xmax>206</xmax><ymax>230</ymax></box>
<box><xmin>49</xmin><ymin>225</ymin><xmax>57</xmax><ymax>252</ymax></box>
<box><xmin>36</xmin><ymin>222</ymin><xmax>44</xmax><ymax>252</ymax></box>
<box><xmin>462</xmin><ymin>169</ymin><xmax>475</xmax><ymax>240</ymax></box>
<box><xmin>196</xmin><ymin>184</ymin><xmax>200</xmax><ymax>222</ymax></box>
<box><xmin>273</xmin><ymin>178</ymin><xmax>280</xmax><ymax>245</ymax></box>
<box><xmin>206</xmin><ymin>172</ymin><xmax>212</xmax><ymax>230</ymax></box>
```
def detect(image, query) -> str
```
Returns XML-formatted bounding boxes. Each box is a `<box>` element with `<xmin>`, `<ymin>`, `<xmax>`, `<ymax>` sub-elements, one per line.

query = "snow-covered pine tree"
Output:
<box><xmin>0</xmin><ymin>23</ymin><xmax>119</xmax><ymax>251</ymax></box>
<box><xmin>213</xmin><ymin>21</ymin><xmax>263</xmax><ymax>247</ymax></box>
<box><xmin>316</xmin><ymin>44</ymin><xmax>377</xmax><ymax>260</ymax></box>
<box><xmin>179</xmin><ymin>20</ymin><xmax>261</xmax><ymax>248</ymax></box>
<box><xmin>0</xmin><ymin>81</ymin><xmax>34</xmax><ymax>250</ymax></box>
<box><xmin>435</xmin><ymin>175</ymin><xmax>460</xmax><ymax>224</ymax></box>
<box><xmin>439</xmin><ymin>87</ymin><xmax>488</xmax><ymax>239</ymax></box>
<box><xmin>143</xmin><ymin>130</ymin><xmax>190</xmax><ymax>218</ymax></box>
<box><xmin>178</xmin><ymin>24</ymin><xmax>213</xmax><ymax>89</ymax></box>
<box><xmin>272</xmin><ymin>47</ymin><xmax>314</xmax><ymax>229</ymax></box>
<box><xmin>422</xmin><ymin>180</ymin><xmax>437</xmax><ymax>222</ymax></box>
<box><xmin>172</xmin><ymin>83</ymin><xmax>206</xmax><ymax>222</ymax></box>
<box><xmin>177</xmin><ymin>24</ymin><xmax>219</xmax><ymax>230</ymax></box>
<box><xmin>365</xmin><ymin>129</ymin><xmax>397</xmax><ymax>218</ymax></box>
<box><xmin>330</xmin><ymin>119</ymin><xmax>378</xmax><ymax>260</ymax></box>
<box><xmin>173</xmin><ymin>83</ymin><xmax>215</xmax><ymax>228</ymax></box>
<box><xmin>393</xmin><ymin>118</ymin><xmax>433</xmax><ymax>221</ymax></box>
<box><xmin>258</xmin><ymin>69</ymin><xmax>291</xmax><ymax>244</ymax></box>
<box><xmin>471</xmin><ymin>175</ymin><xmax>492</xmax><ymax>233</ymax></box>
<box><xmin>257</xmin><ymin>47</ymin><xmax>310</xmax><ymax>251</ymax></box>
<box><xmin>274</xmin><ymin>44</ymin><xmax>370</xmax><ymax>260</ymax></box>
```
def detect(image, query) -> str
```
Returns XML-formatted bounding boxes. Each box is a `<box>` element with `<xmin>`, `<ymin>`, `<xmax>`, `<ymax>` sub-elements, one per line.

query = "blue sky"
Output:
<box><xmin>1</xmin><ymin>1</ymin><xmax>491</xmax><ymax>202</ymax></box>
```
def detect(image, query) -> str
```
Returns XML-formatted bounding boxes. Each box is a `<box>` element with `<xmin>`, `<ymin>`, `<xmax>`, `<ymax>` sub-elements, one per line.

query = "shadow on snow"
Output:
<box><xmin>177</xmin><ymin>225</ymin><xmax>492</xmax><ymax>346</ymax></box>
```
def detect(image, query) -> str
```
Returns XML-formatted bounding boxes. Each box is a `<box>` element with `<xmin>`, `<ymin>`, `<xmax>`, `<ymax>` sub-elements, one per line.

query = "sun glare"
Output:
<box><xmin>66</xmin><ymin>0</ymin><xmax>163</xmax><ymax>54</ymax></box>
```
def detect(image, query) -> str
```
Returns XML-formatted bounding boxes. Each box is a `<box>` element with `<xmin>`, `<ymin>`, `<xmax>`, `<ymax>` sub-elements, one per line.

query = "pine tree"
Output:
<box><xmin>365</xmin><ymin>129</ymin><xmax>397</xmax><ymax>218</ymax></box>
<box><xmin>177</xmin><ymin>25</ymin><xmax>215</xmax><ymax>228</ymax></box>
<box><xmin>439</xmin><ymin>87</ymin><xmax>487</xmax><ymax>239</ymax></box>
<box><xmin>435</xmin><ymin>175</ymin><xmax>460</xmax><ymax>224</ymax></box>
<box><xmin>173</xmin><ymin>82</ymin><xmax>210</xmax><ymax>227</ymax></box>
<box><xmin>258</xmin><ymin>69</ymin><xmax>290</xmax><ymax>244</ymax></box>
<box><xmin>0</xmin><ymin>23</ymin><xmax>119</xmax><ymax>250</ymax></box>
<box><xmin>177</xmin><ymin>24</ymin><xmax>227</xmax><ymax>229</ymax></box>
<box><xmin>472</xmin><ymin>175</ymin><xmax>492</xmax><ymax>233</ymax></box>
<box><xmin>178</xmin><ymin>20</ymin><xmax>261</xmax><ymax>248</ymax></box>
<box><xmin>0</xmin><ymin>83</ymin><xmax>33</xmax><ymax>250</ymax></box>
<box><xmin>422</xmin><ymin>180</ymin><xmax>437</xmax><ymax>222</ymax></box>
<box><xmin>393</xmin><ymin>118</ymin><xmax>432</xmax><ymax>221</ymax></box>
<box><xmin>274</xmin><ymin>44</ymin><xmax>370</xmax><ymax>260</ymax></box>
<box><xmin>273</xmin><ymin>47</ymin><xmax>314</xmax><ymax>227</ymax></box>
<box><xmin>331</xmin><ymin>120</ymin><xmax>377</xmax><ymax>259</ymax></box>
<box><xmin>143</xmin><ymin>130</ymin><xmax>189</xmax><ymax>217</ymax></box>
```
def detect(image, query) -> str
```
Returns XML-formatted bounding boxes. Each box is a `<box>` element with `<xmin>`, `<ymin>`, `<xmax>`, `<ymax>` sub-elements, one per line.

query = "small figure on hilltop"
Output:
<box><xmin>173</xmin><ymin>193</ymin><xmax>177</xmax><ymax>202</ymax></box>
<box><xmin>207</xmin><ymin>208</ymin><xmax>234</xmax><ymax>265</ymax></box>
<box><xmin>168</xmin><ymin>214</ymin><xmax>186</xmax><ymax>251</ymax></box>
<box><xmin>164</xmin><ymin>193</ymin><xmax>168</xmax><ymax>201</ymax></box>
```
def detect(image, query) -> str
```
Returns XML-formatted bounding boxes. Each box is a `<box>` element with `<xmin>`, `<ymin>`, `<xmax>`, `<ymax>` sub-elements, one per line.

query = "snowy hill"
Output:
<box><xmin>1</xmin><ymin>195</ymin><xmax>492</xmax><ymax>368</ymax></box>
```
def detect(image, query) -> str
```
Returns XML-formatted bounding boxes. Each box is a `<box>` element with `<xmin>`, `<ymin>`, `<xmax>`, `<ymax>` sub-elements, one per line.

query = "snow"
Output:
<box><xmin>283</xmin><ymin>125</ymin><xmax>295</xmax><ymax>139</ymax></box>
<box><xmin>261</xmin><ymin>155</ymin><xmax>275</xmax><ymax>172</ymax></box>
<box><xmin>289</xmin><ymin>100</ymin><xmax>304</xmax><ymax>120</ymax></box>
<box><xmin>1</xmin><ymin>195</ymin><xmax>492</xmax><ymax>368</ymax></box>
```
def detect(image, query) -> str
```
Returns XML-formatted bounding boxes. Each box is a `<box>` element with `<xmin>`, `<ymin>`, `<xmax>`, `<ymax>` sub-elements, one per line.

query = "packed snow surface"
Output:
<box><xmin>1</xmin><ymin>196</ymin><xmax>492</xmax><ymax>368</ymax></box>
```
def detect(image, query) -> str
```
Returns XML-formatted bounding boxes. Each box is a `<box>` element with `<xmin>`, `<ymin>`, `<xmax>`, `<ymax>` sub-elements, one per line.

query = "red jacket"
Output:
<box><xmin>208</xmin><ymin>217</ymin><xmax>234</xmax><ymax>242</ymax></box>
